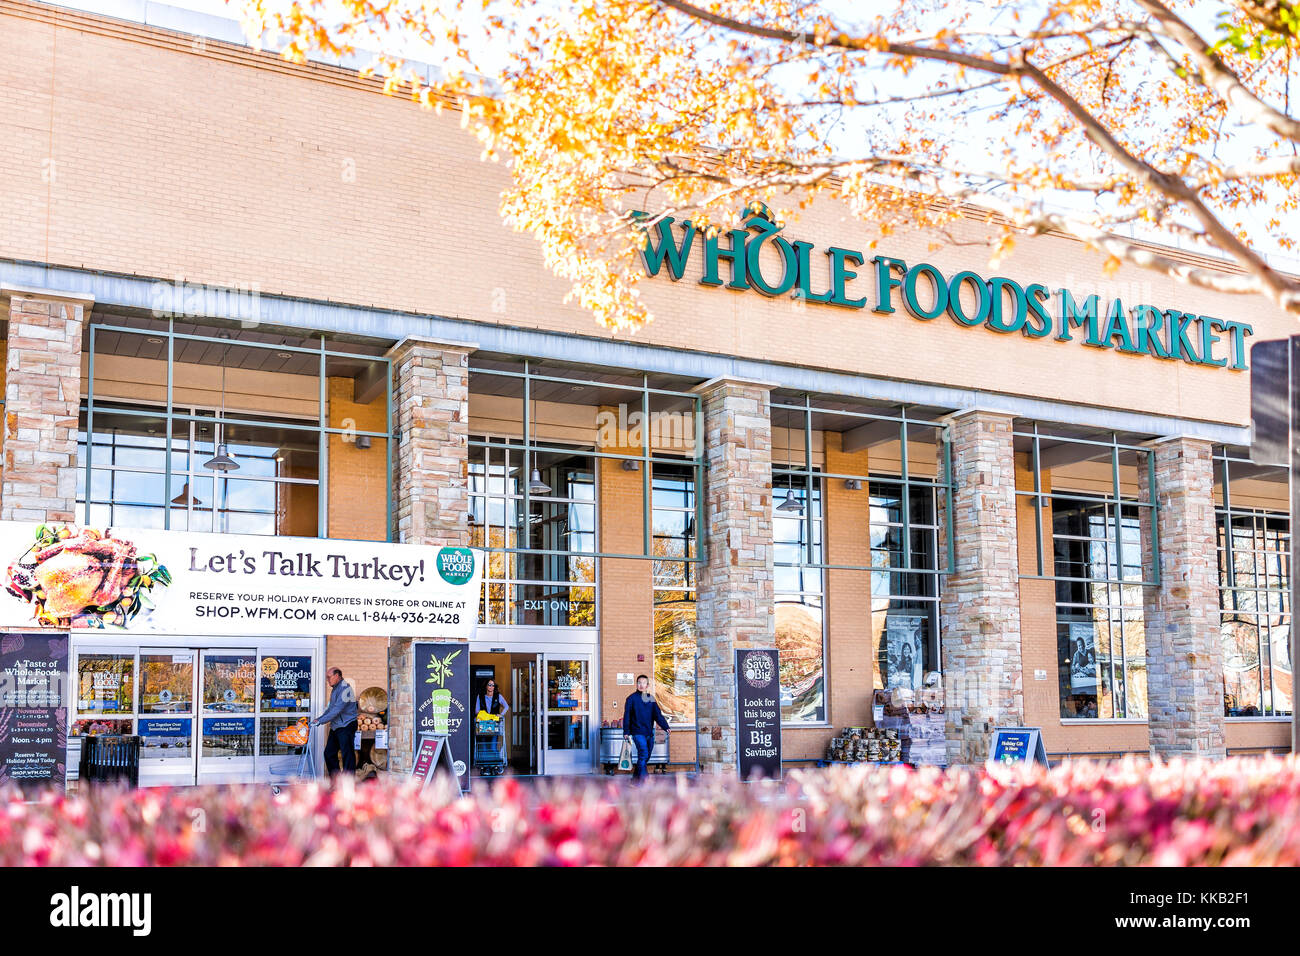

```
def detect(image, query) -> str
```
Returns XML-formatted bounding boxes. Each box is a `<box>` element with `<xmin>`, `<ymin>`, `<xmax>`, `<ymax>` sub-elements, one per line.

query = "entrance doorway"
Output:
<box><xmin>469</xmin><ymin>643</ymin><xmax>595</xmax><ymax>777</ymax></box>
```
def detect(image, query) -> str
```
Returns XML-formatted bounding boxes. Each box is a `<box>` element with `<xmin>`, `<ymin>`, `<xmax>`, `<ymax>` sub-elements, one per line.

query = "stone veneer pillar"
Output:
<box><xmin>384</xmin><ymin>336</ymin><xmax>474</xmax><ymax>773</ymax></box>
<box><xmin>1141</xmin><ymin>437</ymin><xmax>1225</xmax><ymax>758</ymax></box>
<box><xmin>694</xmin><ymin>379</ymin><xmax>774</xmax><ymax>774</ymax></box>
<box><xmin>939</xmin><ymin>410</ymin><xmax>1024</xmax><ymax>764</ymax></box>
<box><xmin>1</xmin><ymin>286</ymin><xmax>92</xmax><ymax>523</ymax></box>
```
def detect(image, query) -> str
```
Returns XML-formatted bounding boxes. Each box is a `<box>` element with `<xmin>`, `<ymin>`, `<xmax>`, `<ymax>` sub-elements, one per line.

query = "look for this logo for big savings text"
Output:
<box><xmin>436</xmin><ymin>547</ymin><xmax>475</xmax><ymax>585</ymax></box>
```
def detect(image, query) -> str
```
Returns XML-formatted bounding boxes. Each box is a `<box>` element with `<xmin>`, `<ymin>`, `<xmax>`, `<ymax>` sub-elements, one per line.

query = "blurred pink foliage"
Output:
<box><xmin>4</xmin><ymin>757</ymin><xmax>1298</xmax><ymax>866</ymax></box>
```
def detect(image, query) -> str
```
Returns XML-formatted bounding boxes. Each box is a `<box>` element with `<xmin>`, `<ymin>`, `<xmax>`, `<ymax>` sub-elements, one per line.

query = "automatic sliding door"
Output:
<box><xmin>198</xmin><ymin>649</ymin><xmax>256</xmax><ymax>784</ymax></box>
<box><xmin>137</xmin><ymin>649</ymin><xmax>196</xmax><ymax>786</ymax></box>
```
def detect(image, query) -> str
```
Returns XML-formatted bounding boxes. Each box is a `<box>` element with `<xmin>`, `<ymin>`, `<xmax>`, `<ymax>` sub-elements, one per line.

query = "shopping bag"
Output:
<box><xmin>617</xmin><ymin>735</ymin><xmax>635</xmax><ymax>772</ymax></box>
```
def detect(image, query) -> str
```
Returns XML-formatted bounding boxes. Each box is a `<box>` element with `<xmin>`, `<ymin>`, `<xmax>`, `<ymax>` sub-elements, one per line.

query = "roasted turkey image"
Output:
<box><xmin>5</xmin><ymin>524</ymin><xmax>169</xmax><ymax>628</ymax></box>
<box><xmin>26</xmin><ymin>531</ymin><xmax>138</xmax><ymax>618</ymax></box>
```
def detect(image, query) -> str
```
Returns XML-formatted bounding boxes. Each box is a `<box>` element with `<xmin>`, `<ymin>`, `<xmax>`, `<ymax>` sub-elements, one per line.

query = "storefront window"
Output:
<box><xmin>652</xmin><ymin>463</ymin><xmax>697</xmax><ymax>724</ymax></box>
<box><xmin>76</xmin><ymin>652</ymin><xmax>134</xmax><ymax>716</ymax></box>
<box><xmin>1052</xmin><ymin>501</ymin><xmax>1147</xmax><ymax>719</ymax></box>
<box><xmin>80</xmin><ymin>322</ymin><xmax>392</xmax><ymax>539</ymax></box>
<box><xmin>468</xmin><ymin>356</ymin><xmax>705</xmax><ymax>629</ymax></box>
<box><xmin>870</xmin><ymin>481</ymin><xmax>941</xmax><ymax>691</ymax></box>
<box><xmin>1215</xmin><ymin>450</ymin><xmax>1292</xmax><ymax>717</ymax></box>
<box><xmin>469</xmin><ymin>440</ymin><xmax>596</xmax><ymax>626</ymax></box>
<box><xmin>139</xmin><ymin>652</ymin><xmax>193</xmax><ymax>713</ymax></box>
<box><xmin>772</xmin><ymin>474</ymin><xmax>826</xmax><ymax>723</ymax></box>
<box><xmin>78</xmin><ymin>405</ymin><xmax>321</xmax><ymax>537</ymax></box>
<box><xmin>1013</xmin><ymin>424</ymin><xmax>1154</xmax><ymax>720</ymax></box>
<box><xmin>202</xmin><ymin>653</ymin><xmax>257</xmax><ymax>714</ymax></box>
<box><xmin>771</xmin><ymin>396</ymin><xmax>952</xmax><ymax>721</ymax></box>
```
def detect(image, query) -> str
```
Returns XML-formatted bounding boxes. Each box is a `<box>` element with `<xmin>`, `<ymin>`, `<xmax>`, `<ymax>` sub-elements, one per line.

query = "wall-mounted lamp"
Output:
<box><xmin>355</xmin><ymin>434</ymin><xmax>372</xmax><ymax>450</ymax></box>
<box><xmin>843</xmin><ymin>478</ymin><xmax>862</xmax><ymax>491</ymax></box>
<box><xmin>621</xmin><ymin>459</ymin><xmax>640</xmax><ymax>472</ymax></box>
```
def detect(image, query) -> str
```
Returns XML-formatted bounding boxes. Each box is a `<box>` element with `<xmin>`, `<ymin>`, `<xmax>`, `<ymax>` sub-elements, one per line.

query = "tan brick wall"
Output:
<box><xmin>324</xmin><ymin>375</ymin><xmax>389</xmax><ymax>716</ymax></box>
<box><xmin>595</xmin><ymin>410</ymin><xmax>661</xmax><ymax>746</ymax></box>
<box><xmin>823</xmin><ymin>431</ymin><xmax>873</xmax><ymax>732</ymax></box>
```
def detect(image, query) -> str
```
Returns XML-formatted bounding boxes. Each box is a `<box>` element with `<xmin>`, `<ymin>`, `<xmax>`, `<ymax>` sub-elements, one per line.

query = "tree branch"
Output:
<box><xmin>1132</xmin><ymin>0</ymin><xmax>1300</xmax><ymax>141</ymax></box>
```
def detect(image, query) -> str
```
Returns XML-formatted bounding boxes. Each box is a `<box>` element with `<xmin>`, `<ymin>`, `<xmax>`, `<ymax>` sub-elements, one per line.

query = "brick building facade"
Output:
<box><xmin>0</xmin><ymin>0</ymin><xmax>1291</xmax><ymax>781</ymax></box>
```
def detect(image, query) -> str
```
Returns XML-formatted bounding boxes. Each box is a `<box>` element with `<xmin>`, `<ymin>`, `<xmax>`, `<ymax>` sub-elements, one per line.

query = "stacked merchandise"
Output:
<box><xmin>356</xmin><ymin>686</ymin><xmax>389</xmax><ymax>781</ymax></box>
<box><xmin>874</xmin><ymin>675</ymin><xmax>947</xmax><ymax>767</ymax></box>
<box><xmin>825</xmin><ymin>727</ymin><xmax>901</xmax><ymax>763</ymax></box>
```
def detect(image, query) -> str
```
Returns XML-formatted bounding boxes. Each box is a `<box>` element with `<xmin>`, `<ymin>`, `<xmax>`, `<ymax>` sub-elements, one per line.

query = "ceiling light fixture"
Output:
<box><xmin>170</xmin><ymin>481</ymin><xmax>201</xmax><ymax>507</ymax></box>
<box><xmin>203</xmin><ymin>365</ymin><xmax>240</xmax><ymax>472</ymax></box>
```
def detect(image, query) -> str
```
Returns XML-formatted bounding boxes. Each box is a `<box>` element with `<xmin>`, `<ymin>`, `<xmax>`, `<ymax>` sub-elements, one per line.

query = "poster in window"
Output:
<box><xmin>885</xmin><ymin>614</ymin><xmax>923</xmax><ymax>691</ymax></box>
<box><xmin>260</xmin><ymin>655</ymin><xmax>312</xmax><ymax>711</ymax></box>
<box><xmin>1068</xmin><ymin>623</ymin><xmax>1099</xmax><ymax>692</ymax></box>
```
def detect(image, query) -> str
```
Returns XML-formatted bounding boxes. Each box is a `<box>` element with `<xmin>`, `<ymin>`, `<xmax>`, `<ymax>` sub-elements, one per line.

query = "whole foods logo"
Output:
<box><xmin>436</xmin><ymin>547</ymin><xmax>475</xmax><ymax>586</ymax></box>
<box><xmin>741</xmin><ymin>651</ymin><xmax>774</xmax><ymax>689</ymax></box>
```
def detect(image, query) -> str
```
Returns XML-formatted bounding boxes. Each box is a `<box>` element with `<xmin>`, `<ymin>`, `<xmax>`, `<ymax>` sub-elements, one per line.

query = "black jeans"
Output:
<box><xmin>323</xmin><ymin>721</ymin><xmax>357</xmax><ymax>776</ymax></box>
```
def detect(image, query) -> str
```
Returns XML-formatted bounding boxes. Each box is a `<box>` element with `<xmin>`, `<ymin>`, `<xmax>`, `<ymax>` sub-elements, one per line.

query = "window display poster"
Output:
<box><xmin>414</xmin><ymin>642</ymin><xmax>471</xmax><ymax>791</ymax></box>
<box><xmin>735</xmin><ymin>647</ymin><xmax>781</xmax><ymax>780</ymax></box>
<box><xmin>0</xmin><ymin>633</ymin><xmax>68</xmax><ymax>790</ymax></box>
<box><xmin>886</xmin><ymin>615</ymin><xmax>924</xmax><ymax>691</ymax></box>
<box><xmin>260</xmin><ymin>655</ymin><xmax>312</xmax><ymax>711</ymax></box>
<box><xmin>1068</xmin><ymin>623</ymin><xmax>1099</xmax><ymax>692</ymax></box>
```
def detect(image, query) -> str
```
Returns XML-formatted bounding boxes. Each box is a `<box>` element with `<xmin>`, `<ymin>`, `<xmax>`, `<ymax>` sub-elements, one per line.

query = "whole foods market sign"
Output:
<box><xmin>639</xmin><ymin>209</ymin><xmax>1253</xmax><ymax>370</ymax></box>
<box><xmin>0</xmin><ymin>522</ymin><xmax>482</xmax><ymax>638</ymax></box>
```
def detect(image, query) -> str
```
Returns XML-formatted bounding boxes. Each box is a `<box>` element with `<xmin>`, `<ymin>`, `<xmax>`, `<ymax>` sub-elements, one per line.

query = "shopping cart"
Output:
<box><xmin>473</xmin><ymin>714</ymin><xmax>506</xmax><ymax>777</ymax></box>
<box><xmin>269</xmin><ymin>718</ymin><xmax>317</xmax><ymax>792</ymax></box>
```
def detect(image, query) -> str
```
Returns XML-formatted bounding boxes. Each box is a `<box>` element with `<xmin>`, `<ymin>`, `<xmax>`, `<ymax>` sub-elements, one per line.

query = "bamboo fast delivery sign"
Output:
<box><xmin>639</xmin><ymin>208</ymin><xmax>1253</xmax><ymax>370</ymax></box>
<box><xmin>0</xmin><ymin>522</ymin><xmax>482</xmax><ymax>637</ymax></box>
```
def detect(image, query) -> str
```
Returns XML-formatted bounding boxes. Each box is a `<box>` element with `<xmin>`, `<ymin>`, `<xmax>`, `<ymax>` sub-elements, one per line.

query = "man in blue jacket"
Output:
<box><xmin>315</xmin><ymin>667</ymin><xmax>359</xmax><ymax>777</ymax></box>
<box><xmin>622</xmin><ymin>674</ymin><xmax>669</xmax><ymax>782</ymax></box>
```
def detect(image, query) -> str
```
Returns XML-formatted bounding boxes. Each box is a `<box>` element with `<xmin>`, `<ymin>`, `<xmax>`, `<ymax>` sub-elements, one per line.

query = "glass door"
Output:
<box><xmin>137</xmin><ymin>649</ymin><xmax>197</xmax><ymax>786</ymax></box>
<box><xmin>198</xmin><ymin>649</ymin><xmax>257</xmax><ymax>783</ymax></box>
<box><xmin>509</xmin><ymin>654</ymin><xmax>539</xmax><ymax>774</ymax></box>
<box><xmin>542</xmin><ymin>655</ymin><xmax>592</xmax><ymax>775</ymax></box>
<box><xmin>255</xmin><ymin>651</ymin><xmax>315</xmax><ymax>783</ymax></box>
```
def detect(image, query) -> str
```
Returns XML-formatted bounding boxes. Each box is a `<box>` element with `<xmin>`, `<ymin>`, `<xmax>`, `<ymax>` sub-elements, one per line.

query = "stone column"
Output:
<box><xmin>939</xmin><ymin>409</ymin><xmax>1024</xmax><ymax>764</ymax></box>
<box><xmin>694</xmin><ymin>379</ymin><xmax>774</xmax><ymax>774</ymax></box>
<box><xmin>1141</xmin><ymin>437</ymin><xmax>1225</xmax><ymax>758</ymax></box>
<box><xmin>1</xmin><ymin>286</ymin><xmax>92</xmax><ymax>523</ymax></box>
<box><xmin>384</xmin><ymin>336</ymin><xmax>474</xmax><ymax>773</ymax></box>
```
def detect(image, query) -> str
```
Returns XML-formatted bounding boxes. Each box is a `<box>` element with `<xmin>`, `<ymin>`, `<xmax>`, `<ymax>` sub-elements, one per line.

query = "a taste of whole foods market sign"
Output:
<box><xmin>0</xmin><ymin>522</ymin><xmax>482</xmax><ymax>638</ymax></box>
<box><xmin>638</xmin><ymin>207</ymin><xmax>1253</xmax><ymax>370</ymax></box>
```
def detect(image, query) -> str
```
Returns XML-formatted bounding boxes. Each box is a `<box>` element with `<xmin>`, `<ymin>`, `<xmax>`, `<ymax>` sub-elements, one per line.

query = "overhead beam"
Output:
<box><xmin>841</xmin><ymin>419</ymin><xmax>901</xmax><ymax>453</ymax></box>
<box><xmin>1221</xmin><ymin>460</ymin><xmax>1287</xmax><ymax>484</ymax></box>
<box><xmin>353</xmin><ymin>360</ymin><xmax>389</xmax><ymax>405</ymax></box>
<box><xmin>1036</xmin><ymin>441</ymin><xmax>1111</xmax><ymax>471</ymax></box>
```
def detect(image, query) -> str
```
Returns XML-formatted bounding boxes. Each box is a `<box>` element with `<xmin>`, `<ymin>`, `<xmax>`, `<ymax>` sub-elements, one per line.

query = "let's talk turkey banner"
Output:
<box><xmin>0</xmin><ymin>521</ymin><xmax>482</xmax><ymax>638</ymax></box>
